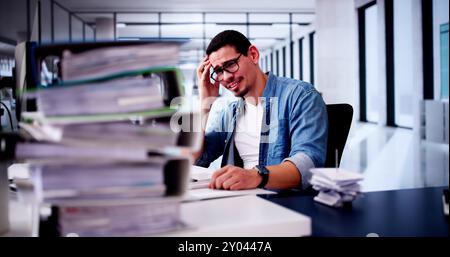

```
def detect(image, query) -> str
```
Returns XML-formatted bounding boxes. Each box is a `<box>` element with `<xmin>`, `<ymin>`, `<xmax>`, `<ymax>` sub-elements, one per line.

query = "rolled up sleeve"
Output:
<box><xmin>283</xmin><ymin>152</ymin><xmax>315</xmax><ymax>189</ymax></box>
<box><xmin>285</xmin><ymin>89</ymin><xmax>328</xmax><ymax>189</ymax></box>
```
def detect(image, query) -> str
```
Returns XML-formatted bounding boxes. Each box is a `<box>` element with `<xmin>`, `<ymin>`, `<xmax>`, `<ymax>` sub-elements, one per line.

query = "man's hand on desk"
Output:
<box><xmin>206</xmin><ymin>162</ymin><xmax>301</xmax><ymax>190</ymax></box>
<box><xmin>208</xmin><ymin>165</ymin><xmax>261</xmax><ymax>190</ymax></box>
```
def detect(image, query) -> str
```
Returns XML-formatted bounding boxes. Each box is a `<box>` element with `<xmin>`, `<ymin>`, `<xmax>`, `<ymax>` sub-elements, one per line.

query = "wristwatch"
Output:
<box><xmin>254</xmin><ymin>165</ymin><xmax>270</xmax><ymax>188</ymax></box>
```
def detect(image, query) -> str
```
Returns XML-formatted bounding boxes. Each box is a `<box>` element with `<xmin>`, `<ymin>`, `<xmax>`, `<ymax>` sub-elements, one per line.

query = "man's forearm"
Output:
<box><xmin>264</xmin><ymin>161</ymin><xmax>301</xmax><ymax>189</ymax></box>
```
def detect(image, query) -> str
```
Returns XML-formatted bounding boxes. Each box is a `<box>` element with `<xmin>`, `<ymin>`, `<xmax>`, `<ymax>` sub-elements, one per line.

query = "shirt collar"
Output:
<box><xmin>262</xmin><ymin>72</ymin><xmax>277</xmax><ymax>98</ymax></box>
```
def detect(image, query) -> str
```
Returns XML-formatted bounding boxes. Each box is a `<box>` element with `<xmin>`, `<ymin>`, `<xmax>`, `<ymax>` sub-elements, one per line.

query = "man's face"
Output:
<box><xmin>208</xmin><ymin>45</ymin><xmax>254</xmax><ymax>97</ymax></box>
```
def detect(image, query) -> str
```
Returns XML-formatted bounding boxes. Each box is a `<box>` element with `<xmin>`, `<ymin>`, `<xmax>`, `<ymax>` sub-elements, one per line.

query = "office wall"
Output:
<box><xmin>40</xmin><ymin>0</ymin><xmax>52</xmax><ymax>43</ymax></box>
<box><xmin>315</xmin><ymin>0</ymin><xmax>358</xmax><ymax>109</ymax></box>
<box><xmin>0</xmin><ymin>0</ymin><xmax>29</xmax><ymax>43</ymax></box>
<box><xmin>29</xmin><ymin>0</ymin><xmax>40</xmax><ymax>42</ymax></box>
<box><xmin>85</xmin><ymin>25</ymin><xmax>95</xmax><ymax>41</ymax></box>
<box><xmin>54</xmin><ymin>4</ymin><xmax>69</xmax><ymax>42</ymax></box>
<box><xmin>71</xmin><ymin>16</ymin><xmax>84</xmax><ymax>42</ymax></box>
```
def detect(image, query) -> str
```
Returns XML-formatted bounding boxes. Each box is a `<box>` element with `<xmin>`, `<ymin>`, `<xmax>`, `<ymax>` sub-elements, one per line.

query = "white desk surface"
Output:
<box><xmin>164</xmin><ymin>195</ymin><xmax>311</xmax><ymax>237</ymax></box>
<box><xmin>3</xmin><ymin>164</ymin><xmax>311</xmax><ymax>237</ymax></box>
<box><xmin>4</xmin><ymin>194</ymin><xmax>311</xmax><ymax>237</ymax></box>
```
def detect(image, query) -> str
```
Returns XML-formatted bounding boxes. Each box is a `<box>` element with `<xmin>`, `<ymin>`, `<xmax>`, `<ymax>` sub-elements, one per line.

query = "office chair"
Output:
<box><xmin>324</xmin><ymin>104</ymin><xmax>353</xmax><ymax>168</ymax></box>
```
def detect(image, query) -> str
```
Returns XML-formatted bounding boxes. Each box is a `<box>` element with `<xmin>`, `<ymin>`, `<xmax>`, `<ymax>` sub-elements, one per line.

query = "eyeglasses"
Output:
<box><xmin>210</xmin><ymin>54</ymin><xmax>242</xmax><ymax>82</ymax></box>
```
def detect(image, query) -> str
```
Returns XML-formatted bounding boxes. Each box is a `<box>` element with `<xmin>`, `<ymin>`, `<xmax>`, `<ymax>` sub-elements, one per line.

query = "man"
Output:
<box><xmin>193</xmin><ymin>30</ymin><xmax>327</xmax><ymax>191</ymax></box>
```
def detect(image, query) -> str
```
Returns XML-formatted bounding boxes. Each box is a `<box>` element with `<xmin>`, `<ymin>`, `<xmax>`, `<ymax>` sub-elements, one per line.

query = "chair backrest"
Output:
<box><xmin>324</xmin><ymin>104</ymin><xmax>353</xmax><ymax>168</ymax></box>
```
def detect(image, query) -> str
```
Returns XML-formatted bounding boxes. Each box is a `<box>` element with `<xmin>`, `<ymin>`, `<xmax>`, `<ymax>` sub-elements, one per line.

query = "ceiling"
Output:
<box><xmin>55</xmin><ymin>0</ymin><xmax>316</xmax><ymax>63</ymax></box>
<box><xmin>56</xmin><ymin>0</ymin><xmax>316</xmax><ymax>13</ymax></box>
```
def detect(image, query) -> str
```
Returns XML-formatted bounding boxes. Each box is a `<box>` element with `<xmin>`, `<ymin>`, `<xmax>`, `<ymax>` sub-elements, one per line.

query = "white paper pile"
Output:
<box><xmin>309</xmin><ymin>168</ymin><xmax>364</xmax><ymax>207</ymax></box>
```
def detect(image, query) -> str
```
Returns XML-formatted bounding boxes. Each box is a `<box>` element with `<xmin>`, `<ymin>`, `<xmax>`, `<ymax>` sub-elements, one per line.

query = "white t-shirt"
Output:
<box><xmin>234</xmin><ymin>100</ymin><xmax>264</xmax><ymax>169</ymax></box>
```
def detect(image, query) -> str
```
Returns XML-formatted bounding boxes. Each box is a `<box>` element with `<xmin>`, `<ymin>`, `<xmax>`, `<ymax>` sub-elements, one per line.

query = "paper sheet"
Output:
<box><xmin>184</xmin><ymin>188</ymin><xmax>276</xmax><ymax>202</ymax></box>
<box><xmin>190</xmin><ymin>165</ymin><xmax>215</xmax><ymax>181</ymax></box>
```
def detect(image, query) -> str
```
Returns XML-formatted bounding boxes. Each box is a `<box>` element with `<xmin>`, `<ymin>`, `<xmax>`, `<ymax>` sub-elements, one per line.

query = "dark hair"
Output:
<box><xmin>206</xmin><ymin>30</ymin><xmax>251</xmax><ymax>56</ymax></box>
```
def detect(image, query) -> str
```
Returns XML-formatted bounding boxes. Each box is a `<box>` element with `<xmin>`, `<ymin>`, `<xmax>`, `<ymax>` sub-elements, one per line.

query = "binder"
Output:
<box><xmin>14</xmin><ymin>40</ymin><xmax>197</xmax><ymax>236</ymax></box>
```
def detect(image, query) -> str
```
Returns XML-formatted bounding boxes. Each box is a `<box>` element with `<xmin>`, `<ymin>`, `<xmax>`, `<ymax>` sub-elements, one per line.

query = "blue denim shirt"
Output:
<box><xmin>195</xmin><ymin>72</ymin><xmax>328</xmax><ymax>189</ymax></box>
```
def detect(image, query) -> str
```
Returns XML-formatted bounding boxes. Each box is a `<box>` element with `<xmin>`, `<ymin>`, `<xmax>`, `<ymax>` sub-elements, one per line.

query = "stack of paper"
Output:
<box><xmin>61</xmin><ymin>42</ymin><xmax>180</xmax><ymax>82</ymax></box>
<box><xmin>14</xmin><ymin>41</ymin><xmax>198</xmax><ymax>237</ymax></box>
<box><xmin>309</xmin><ymin>168</ymin><xmax>364</xmax><ymax>207</ymax></box>
<box><xmin>30</xmin><ymin>160</ymin><xmax>166</xmax><ymax>201</ymax></box>
<box><xmin>16</xmin><ymin>113</ymin><xmax>189</xmax><ymax>156</ymax></box>
<box><xmin>56</xmin><ymin>197</ymin><xmax>185</xmax><ymax>237</ymax></box>
<box><xmin>36</xmin><ymin>75</ymin><xmax>165</xmax><ymax>116</ymax></box>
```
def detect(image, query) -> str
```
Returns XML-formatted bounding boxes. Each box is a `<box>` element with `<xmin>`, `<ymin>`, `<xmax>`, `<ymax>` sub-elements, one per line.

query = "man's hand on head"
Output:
<box><xmin>208</xmin><ymin>165</ymin><xmax>262</xmax><ymax>190</ymax></box>
<box><xmin>196</xmin><ymin>55</ymin><xmax>220</xmax><ymax>101</ymax></box>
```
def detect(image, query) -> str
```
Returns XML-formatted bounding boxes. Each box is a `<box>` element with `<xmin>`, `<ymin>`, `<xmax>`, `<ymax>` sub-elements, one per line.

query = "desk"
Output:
<box><xmin>261</xmin><ymin>186</ymin><xmax>449</xmax><ymax>237</ymax></box>
<box><xmin>3</xmin><ymin>186</ymin><xmax>449</xmax><ymax>237</ymax></box>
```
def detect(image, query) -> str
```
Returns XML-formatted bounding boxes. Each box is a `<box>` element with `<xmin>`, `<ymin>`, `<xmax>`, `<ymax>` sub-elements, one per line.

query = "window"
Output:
<box><xmin>441</xmin><ymin>23</ymin><xmax>449</xmax><ymax>99</ymax></box>
<box><xmin>270</xmin><ymin>52</ymin><xmax>274</xmax><ymax>73</ymax></box>
<box><xmin>309</xmin><ymin>32</ymin><xmax>315</xmax><ymax>85</ymax></box>
<box><xmin>358</xmin><ymin>2</ymin><xmax>379</xmax><ymax>123</ymax></box>
<box><xmin>433</xmin><ymin>0</ymin><xmax>449</xmax><ymax>99</ymax></box>
<box><xmin>276</xmin><ymin>50</ymin><xmax>279</xmax><ymax>76</ymax></box>
<box><xmin>298</xmin><ymin>37</ymin><xmax>303</xmax><ymax>80</ymax></box>
<box><xmin>393</xmin><ymin>0</ymin><xmax>414</xmax><ymax>127</ymax></box>
<box><xmin>290</xmin><ymin>40</ymin><xmax>294</xmax><ymax>78</ymax></box>
<box><xmin>303</xmin><ymin>35</ymin><xmax>311</xmax><ymax>83</ymax></box>
<box><xmin>282</xmin><ymin>46</ymin><xmax>286</xmax><ymax>77</ymax></box>
<box><xmin>265</xmin><ymin>55</ymin><xmax>268</xmax><ymax>73</ymax></box>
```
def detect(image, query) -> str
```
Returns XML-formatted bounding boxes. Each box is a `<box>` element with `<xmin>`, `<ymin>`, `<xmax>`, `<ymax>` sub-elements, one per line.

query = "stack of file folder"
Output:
<box><xmin>309</xmin><ymin>168</ymin><xmax>364</xmax><ymax>207</ymax></box>
<box><xmin>15</xmin><ymin>41</ymin><xmax>196</xmax><ymax>236</ymax></box>
<box><xmin>57</xmin><ymin>197</ymin><xmax>182</xmax><ymax>237</ymax></box>
<box><xmin>36</xmin><ymin>75</ymin><xmax>166</xmax><ymax>116</ymax></box>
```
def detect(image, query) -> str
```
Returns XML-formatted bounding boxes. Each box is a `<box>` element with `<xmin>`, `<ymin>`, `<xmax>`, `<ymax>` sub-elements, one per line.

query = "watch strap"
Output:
<box><xmin>255</xmin><ymin>165</ymin><xmax>269</xmax><ymax>188</ymax></box>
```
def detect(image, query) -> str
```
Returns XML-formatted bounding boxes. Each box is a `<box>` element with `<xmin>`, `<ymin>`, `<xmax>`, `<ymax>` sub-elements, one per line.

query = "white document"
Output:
<box><xmin>189</xmin><ymin>180</ymin><xmax>210</xmax><ymax>190</ymax></box>
<box><xmin>186</xmin><ymin>165</ymin><xmax>277</xmax><ymax>201</ymax></box>
<box><xmin>189</xmin><ymin>165</ymin><xmax>215</xmax><ymax>189</ymax></box>
<box><xmin>190</xmin><ymin>165</ymin><xmax>215</xmax><ymax>181</ymax></box>
<box><xmin>185</xmin><ymin>188</ymin><xmax>276</xmax><ymax>201</ymax></box>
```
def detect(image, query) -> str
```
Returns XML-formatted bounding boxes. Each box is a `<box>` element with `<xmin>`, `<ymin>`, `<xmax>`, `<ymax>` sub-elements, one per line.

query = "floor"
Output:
<box><xmin>340</xmin><ymin>122</ymin><xmax>449</xmax><ymax>192</ymax></box>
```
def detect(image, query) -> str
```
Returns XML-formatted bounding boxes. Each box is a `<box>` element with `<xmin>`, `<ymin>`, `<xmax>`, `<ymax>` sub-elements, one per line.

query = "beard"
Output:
<box><xmin>223</xmin><ymin>77</ymin><xmax>249</xmax><ymax>97</ymax></box>
<box><xmin>233</xmin><ymin>86</ymin><xmax>249</xmax><ymax>97</ymax></box>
